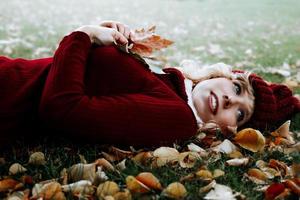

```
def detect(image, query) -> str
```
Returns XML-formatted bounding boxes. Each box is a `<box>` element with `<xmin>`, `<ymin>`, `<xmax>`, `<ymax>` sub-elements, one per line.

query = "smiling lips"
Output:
<box><xmin>209</xmin><ymin>91</ymin><xmax>218</xmax><ymax>115</ymax></box>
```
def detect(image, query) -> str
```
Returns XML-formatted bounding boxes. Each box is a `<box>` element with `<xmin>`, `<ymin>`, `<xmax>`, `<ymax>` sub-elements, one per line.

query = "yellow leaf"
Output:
<box><xmin>135</xmin><ymin>172</ymin><xmax>162</xmax><ymax>190</ymax></box>
<box><xmin>125</xmin><ymin>176</ymin><xmax>150</xmax><ymax>193</ymax></box>
<box><xmin>234</xmin><ymin>128</ymin><xmax>265</xmax><ymax>152</ymax></box>
<box><xmin>97</xmin><ymin>181</ymin><xmax>120</xmax><ymax>198</ymax></box>
<box><xmin>162</xmin><ymin>182</ymin><xmax>187</xmax><ymax>199</ymax></box>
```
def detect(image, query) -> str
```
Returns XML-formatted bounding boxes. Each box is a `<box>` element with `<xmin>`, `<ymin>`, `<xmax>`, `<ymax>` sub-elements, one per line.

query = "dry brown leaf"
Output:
<box><xmin>129</xmin><ymin>26</ymin><xmax>173</xmax><ymax>57</ymax></box>
<box><xmin>234</xmin><ymin>128</ymin><xmax>265</xmax><ymax>152</ymax></box>
<box><xmin>125</xmin><ymin>175</ymin><xmax>150</xmax><ymax>193</ymax></box>
<box><xmin>213</xmin><ymin>169</ymin><xmax>225</xmax><ymax>178</ymax></box>
<box><xmin>226</xmin><ymin>157</ymin><xmax>249</xmax><ymax>166</ymax></box>
<box><xmin>109</xmin><ymin>146</ymin><xmax>134</xmax><ymax>160</ymax></box>
<box><xmin>152</xmin><ymin>147</ymin><xmax>179</xmax><ymax>167</ymax></box>
<box><xmin>132</xmin><ymin>151</ymin><xmax>153</xmax><ymax>165</ymax></box>
<box><xmin>291</xmin><ymin>163</ymin><xmax>300</xmax><ymax>178</ymax></box>
<box><xmin>212</xmin><ymin>139</ymin><xmax>238</xmax><ymax>154</ymax></box>
<box><xmin>284</xmin><ymin>178</ymin><xmax>300</xmax><ymax>196</ymax></box>
<box><xmin>32</xmin><ymin>181</ymin><xmax>65</xmax><ymax>200</ymax></box>
<box><xmin>247</xmin><ymin>168</ymin><xmax>268</xmax><ymax>181</ymax></box>
<box><xmin>228</xmin><ymin>150</ymin><xmax>244</xmax><ymax>159</ymax></box>
<box><xmin>199</xmin><ymin>180</ymin><xmax>216</xmax><ymax>194</ymax></box>
<box><xmin>68</xmin><ymin>160</ymin><xmax>108</xmax><ymax>185</ymax></box>
<box><xmin>162</xmin><ymin>182</ymin><xmax>187</xmax><ymax>199</ymax></box>
<box><xmin>178</xmin><ymin>151</ymin><xmax>201</xmax><ymax>168</ymax></box>
<box><xmin>95</xmin><ymin>158</ymin><xmax>115</xmax><ymax>171</ymax></box>
<box><xmin>28</xmin><ymin>152</ymin><xmax>46</xmax><ymax>165</ymax></box>
<box><xmin>9</xmin><ymin>163</ymin><xmax>27</xmax><ymax>175</ymax></box>
<box><xmin>204</xmin><ymin>183</ymin><xmax>236</xmax><ymax>200</ymax></box>
<box><xmin>271</xmin><ymin>120</ymin><xmax>295</xmax><ymax>145</ymax></box>
<box><xmin>268</xmin><ymin>159</ymin><xmax>289</xmax><ymax>177</ymax></box>
<box><xmin>6</xmin><ymin>189</ymin><xmax>30</xmax><ymax>200</ymax></box>
<box><xmin>62</xmin><ymin>180</ymin><xmax>94</xmax><ymax>197</ymax></box>
<box><xmin>97</xmin><ymin>181</ymin><xmax>120</xmax><ymax>199</ymax></box>
<box><xmin>113</xmin><ymin>189</ymin><xmax>132</xmax><ymax>200</ymax></box>
<box><xmin>196</xmin><ymin>169</ymin><xmax>213</xmax><ymax>181</ymax></box>
<box><xmin>135</xmin><ymin>172</ymin><xmax>162</xmax><ymax>190</ymax></box>
<box><xmin>0</xmin><ymin>178</ymin><xmax>22</xmax><ymax>192</ymax></box>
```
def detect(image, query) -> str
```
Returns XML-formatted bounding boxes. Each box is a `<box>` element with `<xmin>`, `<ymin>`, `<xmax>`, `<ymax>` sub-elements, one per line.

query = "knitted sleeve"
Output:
<box><xmin>39</xmin><ymin>32</ymin><xmax>197</xmax><ymax>147</ymax></box>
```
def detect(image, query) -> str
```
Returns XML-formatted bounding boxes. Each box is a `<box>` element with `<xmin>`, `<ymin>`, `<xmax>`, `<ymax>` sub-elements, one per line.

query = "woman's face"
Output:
<box><xmin>192</xmin><ymin>77</ymin><xmax>253</xmax><ymax>129</ymax></box>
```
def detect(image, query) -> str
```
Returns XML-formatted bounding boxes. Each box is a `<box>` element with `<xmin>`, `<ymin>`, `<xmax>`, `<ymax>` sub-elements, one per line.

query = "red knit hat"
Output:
<box><xmin>241</xmin><ymin>73</ymin><xmax>300</xmax><ymax>131</ymax></box>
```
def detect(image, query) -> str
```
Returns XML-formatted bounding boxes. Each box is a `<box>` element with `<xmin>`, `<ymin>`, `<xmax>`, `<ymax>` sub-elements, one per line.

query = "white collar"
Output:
<box><xmin>184</xmin><ymin>79</ymin><xmax>203</xmax><ymax>127</ymax></box>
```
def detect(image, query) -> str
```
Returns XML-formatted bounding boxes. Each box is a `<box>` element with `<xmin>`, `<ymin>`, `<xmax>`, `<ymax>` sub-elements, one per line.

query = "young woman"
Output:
<box><xmin>0</xmin><ymin>22</ymin><xmax>299</xmax><ymax>147</ymax></box>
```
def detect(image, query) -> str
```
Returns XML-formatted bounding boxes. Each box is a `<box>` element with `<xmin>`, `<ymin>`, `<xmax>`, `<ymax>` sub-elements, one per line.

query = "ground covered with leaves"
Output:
<box><xmin>0</xmin><ymin>0</ymin><xmax>300</xmax><ymax>199</ymax></box>
<box><xmin>0</xmin><ymin>121</ymin><xmax>300</xmax><ymax>199</ymax></box>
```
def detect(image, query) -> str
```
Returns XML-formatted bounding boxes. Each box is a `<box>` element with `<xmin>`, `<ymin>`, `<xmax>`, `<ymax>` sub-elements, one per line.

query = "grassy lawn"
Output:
<box><xmin>0</xmin><ymin>0</ymin><xmax>300</xmax><ymax>199</ymax></box>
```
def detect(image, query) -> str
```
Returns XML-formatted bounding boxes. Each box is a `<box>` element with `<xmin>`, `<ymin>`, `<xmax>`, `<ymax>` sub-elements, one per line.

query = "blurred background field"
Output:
<box><xmin>1</xmin><ymin>0</ymin><xmax>300</xmax><ymax>74</ymax></box>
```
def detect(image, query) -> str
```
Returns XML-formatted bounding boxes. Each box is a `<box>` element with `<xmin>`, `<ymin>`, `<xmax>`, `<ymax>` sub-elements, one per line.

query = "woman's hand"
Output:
<box><xmin>100</xmin><ymin>21</ymin><xmax>135</xmax><ymax>41</ymax></box>
<box><xmin>75</xmin><ymin>25</ymin><xmax>129</xmax><ymax>46</ymax></box>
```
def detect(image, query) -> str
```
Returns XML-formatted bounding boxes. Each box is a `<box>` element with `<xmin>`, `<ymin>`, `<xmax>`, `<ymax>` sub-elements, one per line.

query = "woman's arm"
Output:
<box><xmin>39</xmin><ymin>25</ymin><xmax>197</xmax><ymax>146</ymax></box>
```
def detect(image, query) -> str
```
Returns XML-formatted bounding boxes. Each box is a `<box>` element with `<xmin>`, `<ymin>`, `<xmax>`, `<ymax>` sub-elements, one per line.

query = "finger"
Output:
<box><xmin>100</xmin><ymin>21</ymin><xmax>117</xmax><ymax>30</ymax></box>
<box><xmin>113</xmin><ymin>30</ymin><xmax>128</xmax><ymax>45</ymax></box>
<box><xmin>123</xmin><ymin>26</ymin><xmax>131</xmax><ymax>39</ymax></box>
<box><xmin>129</xmin><ymin>31</ymin><xmax>136</xmax><ymax>41</ymax></box>
<box><xmin>116</xmin><ymin>23</ymin><xmax>125</xmax><ymax>35</ymax></box>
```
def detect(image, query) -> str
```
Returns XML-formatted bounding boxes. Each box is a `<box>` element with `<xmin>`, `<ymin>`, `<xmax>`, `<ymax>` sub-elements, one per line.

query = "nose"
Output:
<box><xmin>223</xmin><ymin>95</ymin><xmax>238</xmax><ymax>109</ymax></box>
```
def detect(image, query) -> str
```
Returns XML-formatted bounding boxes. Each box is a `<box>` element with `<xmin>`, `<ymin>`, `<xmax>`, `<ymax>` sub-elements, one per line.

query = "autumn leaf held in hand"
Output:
<box><xmin>129</xmin><ymin>26</ymin><xmax>174</xmax><ymax>57</ymax></box>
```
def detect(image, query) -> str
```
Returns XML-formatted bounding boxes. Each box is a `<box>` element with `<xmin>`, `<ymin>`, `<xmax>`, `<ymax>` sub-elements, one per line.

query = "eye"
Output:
<box><xmin>237</xmin><ymin>109</ymin><xmax>245</xmax><ymax>123</ymax></box>
<box><xmin>233</xmin><ymin>82</ymin><xmax>242</xmax><ymax>95</ymax></box>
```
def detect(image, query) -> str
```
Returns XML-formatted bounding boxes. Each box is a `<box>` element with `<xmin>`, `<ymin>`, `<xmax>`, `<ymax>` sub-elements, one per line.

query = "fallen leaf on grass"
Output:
<box><xmin>212</xmin><ymin>139</ymin><xmax>238</xmax><ymax>154</ymax></box>
<box><xmin>28</xmin><ymin>152</ymin><xmax>46</xmax><ymax>165</ymax></box>
<box><xmin>271</xmin><ymin>120</ymin><xmax>295</xmax><ymax>145</ymax></box>
<box><xmin>199</xmin><ymin>180</ymin><xmax>216</xmax><ymax>194</ymax></box>
<box><xmin>132</xmin><ymin>151</ymin><xmax>153</xmax><ymax>165</ymax></box>
<box><xmin>32</xmin><ymin>181</ymin><xmax>65</xmax><ymax>200</ymax></box>
<box><xmin>0</xmin><ymin>178</ymin><xmax>22</xmax><ymax>192</ymax></box>
<box><xmin>226</xmin><ymin>158</ymin><xmax>249</xmax><ymax>166</ymax></box>
<box><xmin>136</xmin><ymin>172</ymin><xmax>162</xmax><ymax>190</ymax></box>
<box><xmin>213</xmin><ymin>169</ymin><xmax>225</xmax><ymax>178</ymax></box>
<box><xmin>113</xmin><ymin>189</ymin><xmax>132</xmax><ymax>200</ymax></box>
<box><xmin>6</xmin><ymin>189</ymin><xmax>30</xmax><ymax>200</ymax></box>
<box><xmin>196</xmin><ymin>170</ymin><xmax>213</xmax><ymax>181</ymax></box>
<box><xmin>162</xmin><ymin>182</ymin><xmax>187</xmax><ymax>199</ymax></box>
<box><xmin>247</xmin><ymin>168</ymin><xmax>268</xmax><ymax>183</ymax></box>
<box><xmin>268</xmin><ymin>159</ymin><xmax>289</xmax><ymax>177</ymax></box>
<box><xmin>68</xmin><ymin>159</ymin><xmax>110</xmax><ymax>184</ymax></box>
<box><xmin>152</xmin><ymin>147</ymin><xmax>179</xmax><ymax>167</ymax></box>
<box><xmin>284</xmin><ymin>178</ymin><xmax>300</xmax><ymax>196</ymax></box>
<box><xmin>62</xmin><ymin>180</ymin><xmax>94</xmax><ymax>197</ymax></box>
<box><xmin>178</xmin><ymin>151</ymin><xmax>201</xmax><ymax>168</ymax></box>
<box><xmin>97</xmin><ymin>181</ymin><xmax>120</xmax><ymax>199</ymax></box>
<box><xmin>126</xmin><ymin>176</ymin><xmax>150</xmax><ymax>193</ymax></box>
<box><xmin>234</xmin><ymin>128</ymin><xmax>265</xmax><ymax>152</ymax></box>
<box><xmin>204</xmin><ymin>183</ymin><xmax>237</xmax><ymax>200</ymax></box>
<box><xmin>9</xmin><ymin>163</ymin><xmax>27</xmax><ymax>175</ymax></box>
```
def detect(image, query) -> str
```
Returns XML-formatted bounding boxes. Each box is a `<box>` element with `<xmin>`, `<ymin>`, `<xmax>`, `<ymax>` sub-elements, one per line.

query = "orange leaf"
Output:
<box><xmin>0</xmin><ymin>178</ymin><xmax>22</xmax><ymax>192</ymax></box>
<box><xmin>234</xmin><ymin>128</ymin><xmax>265</xmax><ymax>152</ymax></box>
<box><xmin>130</xmin><ymin>26</ymin><xmax>173</xmax><ymax>57</ymax></box>
<box><xmin>136</xmin><ymin>172</ymin><xmax>162</xmax><ymax>190</ymax></box>
<box><xmin>284</xmin><ymin>178</ymin><xmax>300</xmax><ymax>196</ymax></box>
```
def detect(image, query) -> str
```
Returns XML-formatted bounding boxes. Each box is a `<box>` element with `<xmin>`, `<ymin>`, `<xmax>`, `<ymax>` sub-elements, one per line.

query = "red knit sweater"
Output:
<box><xmin>0</xmin><ymin>32</ymin><xmax>198</xmax><ymax>147</ymax></box>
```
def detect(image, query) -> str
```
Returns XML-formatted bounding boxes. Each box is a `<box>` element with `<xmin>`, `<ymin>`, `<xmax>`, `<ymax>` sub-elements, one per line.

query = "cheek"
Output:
<box><xmin>215</xmin><ymin>110</ymin><xmax>237</xmax><ymax>127</ymax></box>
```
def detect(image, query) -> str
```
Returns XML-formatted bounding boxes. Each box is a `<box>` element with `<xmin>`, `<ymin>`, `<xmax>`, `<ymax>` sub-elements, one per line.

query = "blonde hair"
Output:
<box><xmin>171</xmin><ymin>60</ymin><xmax>255</xmax><ymax>134</ymax></box>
